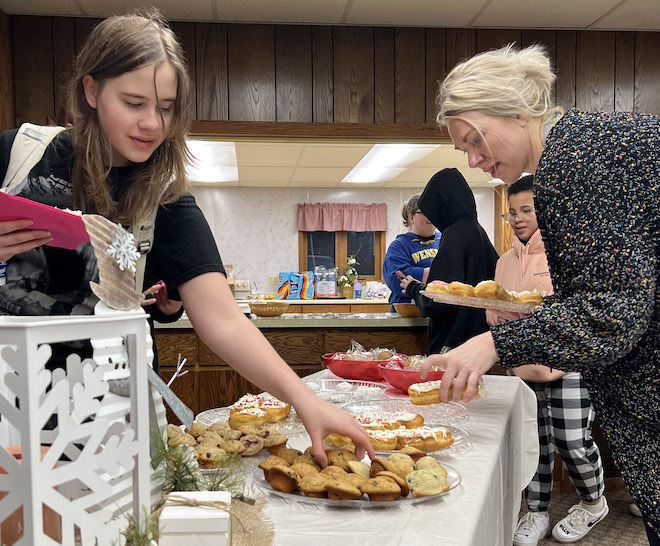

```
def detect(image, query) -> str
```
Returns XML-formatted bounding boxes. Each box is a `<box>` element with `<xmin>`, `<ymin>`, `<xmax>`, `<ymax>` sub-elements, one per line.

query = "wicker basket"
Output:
<box><xmin>249</xmin><ymin>301</ymin><xmax>290</xmax><ymax>317</ymax></box>
<box><xmin>393</xmin><ymin>303</ymin><xmax>422</xmax><ymax>318</ymax></box>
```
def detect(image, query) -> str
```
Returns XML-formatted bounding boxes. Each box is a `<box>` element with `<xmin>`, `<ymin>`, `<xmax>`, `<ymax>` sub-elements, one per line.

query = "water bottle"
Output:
<box><xmin>0</xmin><ymin>262</ymin><xmax>6</xmax><ymax>286</ymax></box>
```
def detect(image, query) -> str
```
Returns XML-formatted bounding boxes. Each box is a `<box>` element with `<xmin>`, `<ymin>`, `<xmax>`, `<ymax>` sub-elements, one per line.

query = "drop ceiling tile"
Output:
<box><xmin>236</xmin><ymin>143</ymin><xmax>304</xmax><ymax>167</ymax></box>
<box><xmin>238</xmin><ymin>166</ymin><xmax>294</xmax><ymax>182</ymax></box>
<box><xmin>412</xmin><ymin>146</ymin><xmax>467</xmax><ymax>168</ymax></box>
<box><xmin>339</xmin><ymin>181</ymin><xmax>388</xmax><ymax>188</ymax></box>
<box><xmin>0</xmin><ymin>0</ymin><xmax>80</xmax><ymax>15</ymax></box>
<box><xmin>474</xmin><ymin>0</ymin><xmax>621</xmax><ymax>28</ymax></box>
<box><xmin>297</xmin><ymin>144</ymin><xmax>372</xmax><ymax>168</ymax></box>
<box><xmin>390</xmin><ymin>167</ymin><xmax>445</xmax><ymax>183</ymax></box>
<box><xmin>76</xmin><ymin>0</ymin><xmax>214</xmax><ymax>19</ymax></box>
<box><xmin>288</xmin><ymin>179</ymin><xmax>340</xmax><ymax>187</ymax></box>
<box><xmin>215</xmin><ymin>0</ymin><xmax>348</xmax><ymax>23</ymax></box>
<box><xmin>190</xmin><ymin>180</ymin><xmax>239</xmax><ymax>187</ymax></box>
<box><xmin>590</xmin><ymin>0</ymin><xmax>660</xmax><ymax>30</ymax></box>
<box><xmin>238</xmin><ymin>179</ymin><xmax>288</xmax><ymax>187</ymax></box>
<box><xmin>345</xmin><ymin>0</ymin><xmax>484</xmax><ymax>27</ymax></box>
<box><xmin>382</xmin><ymin>180</ymin><xmax>432</xmax><ymax>188</ymax></box>
<box><xmin>290</xmin><ymin>167</ymin><xmax>352</xmax><ymax>183</ymax></box>
<box><xmin>457</xmin><ymin>167</ymin><xmax>492</xmax><ymax>184</ymax></box>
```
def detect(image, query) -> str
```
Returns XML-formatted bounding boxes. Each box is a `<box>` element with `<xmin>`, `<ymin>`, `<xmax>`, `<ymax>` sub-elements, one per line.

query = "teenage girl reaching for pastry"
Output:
<box><xmin>0</xmin><ymin>9</ymin><xmax>373</xmax><ymax>466</ymax></box>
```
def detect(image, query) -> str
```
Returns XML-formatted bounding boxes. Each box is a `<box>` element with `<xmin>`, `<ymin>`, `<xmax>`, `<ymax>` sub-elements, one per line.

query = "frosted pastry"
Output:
<box><xmin>408</xmin><ymin>378</ymin><xmax>485</xmax><ymax>405</ymax></box>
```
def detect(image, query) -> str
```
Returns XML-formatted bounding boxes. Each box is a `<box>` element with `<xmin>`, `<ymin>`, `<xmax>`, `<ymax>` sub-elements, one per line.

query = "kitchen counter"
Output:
<box><xmin>155</xmin><ymin>311</ymin><xmax>428</xmax><ymax>418</ymax></box>
<box><xmin>156</xmin><ymin>312</ymin><xmax>427</xmax><ymax>329</ymax></box>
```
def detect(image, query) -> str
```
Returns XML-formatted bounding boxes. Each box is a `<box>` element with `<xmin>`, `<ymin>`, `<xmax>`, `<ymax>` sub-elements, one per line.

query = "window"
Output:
<box><xmin>298</xmin><ymin>230</ymin><xmax>386</xmax><ymax>281</ymax></box>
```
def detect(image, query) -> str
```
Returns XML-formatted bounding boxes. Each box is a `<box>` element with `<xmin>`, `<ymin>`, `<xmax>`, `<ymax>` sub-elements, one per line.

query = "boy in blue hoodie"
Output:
<box><xmin>383</xmin><ymin>194</ymin><xmax>441</xmax><ymax>310</ymax></box>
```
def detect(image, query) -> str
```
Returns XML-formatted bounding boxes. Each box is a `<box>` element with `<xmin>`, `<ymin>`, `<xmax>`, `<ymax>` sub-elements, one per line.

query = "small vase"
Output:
<box><xmin>341</xmin><ymin>285</ymin><xmax>353</xmax><ymax>299</ymax></box>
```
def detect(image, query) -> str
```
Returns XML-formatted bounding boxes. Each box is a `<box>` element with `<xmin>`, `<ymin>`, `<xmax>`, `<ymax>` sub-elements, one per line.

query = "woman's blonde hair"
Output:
<box><xmin>67</xmin><ymin>9</ymin><xmax>193</xmax><ymax>226</ymax></box>
<box><xmin>401</xmin><ymin>194</ymin><xmax>421</xmax><ymax>228</ymax></box>
<box><xmin>437</xmin><ymin>44</ymin><xmax>564</xmax><ymax>127</ymax></box>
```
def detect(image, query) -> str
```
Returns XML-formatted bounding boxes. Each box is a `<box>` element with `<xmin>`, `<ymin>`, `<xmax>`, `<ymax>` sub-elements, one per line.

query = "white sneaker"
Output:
<box><xmin>629</xmin><ymin>503</ymin><xmax>642</xmax><ymax>518</ymax></box>
<box><xmin>552</xmin><ymin>498</ymin><xmax>609</xmax><ymax>543</ymax></box>
<box><xmin>513</xmin><ymin>511</ymin><xmax>550</xmax><ymax>546</ymax></box>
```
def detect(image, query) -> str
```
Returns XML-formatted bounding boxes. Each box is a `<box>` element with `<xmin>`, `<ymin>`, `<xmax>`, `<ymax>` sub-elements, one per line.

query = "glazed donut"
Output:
<box><xmin>227</xmin><ymin>407</ymin><xmax>267</xmax><ymax>429</ymax></box>
<box><xmin>229</xmin><ymin>393</ymin><xmax>263</xmax><ymax>414</ymax></box>
<box><xmin>408</xmin><ymin>379</ymin><xmax>484</xmax><ymax>405</ymax></box>
<box><xmin>514</xmin><ymin>290</ymin><xmax>544</xmax><ymax>305</ymax></box>
<box><xmin>324</xmin><ymin>433</ymin><xmax>356</xmax><ymax>451</ymax></box>
<box><xmin>259</xmin><ymin>396</ymin><xmax>291</xmax><ymax>423</ymax></box>
<box><xmin>474</xmin><ymin>280</ymin><xmax>514</xmax><ymax>301</ymax></box>
<box><xmin>447</xmin><ymin>281</ymin><xmax>475</xmax><ymax>298</ymax></box>
<box><xmin>394</xmin><ymin>426</ymin><xmax>454</xmax><ymax>451</ymax></box>
<box><xmin>394</xmin><ymin>412</ymin><xmax>424</xmax><ymax>429</ymax></box>
<box><xmin>355</xmin><ymin>414</ymin><xmax>388</xmax><ymax>431</ymax></box>
<box><xmin>426</xmin><ymin>280</ymin><xmax>449</xmax><ymax>294</ymax></box>
<box><xmin>366</xmin><ymin>429</ymin><xmax>398</xmax><ymax>451</ymax></box>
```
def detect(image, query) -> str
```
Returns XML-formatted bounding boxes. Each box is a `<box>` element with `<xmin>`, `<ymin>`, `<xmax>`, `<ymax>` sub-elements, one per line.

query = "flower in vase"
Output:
<box><xmin>337</xmin><ymin>255</ymin><xmax>359</xmax><ymax>288</ymax></box>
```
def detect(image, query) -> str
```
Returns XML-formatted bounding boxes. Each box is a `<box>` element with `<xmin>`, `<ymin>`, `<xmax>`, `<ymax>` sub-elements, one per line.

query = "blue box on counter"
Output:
<box><xmin>277</xmin><ymin>271</ymin><xmax>314</xmax><ymax>300</ymax></box>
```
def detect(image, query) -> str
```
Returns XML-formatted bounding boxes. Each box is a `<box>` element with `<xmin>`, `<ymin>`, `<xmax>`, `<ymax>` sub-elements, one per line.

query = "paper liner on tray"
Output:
<box><xmin>83</xmin><ymin>214</ymin><xmax>145</xmax><ymax>311</ymax></box>
<box><xmin>420</xmin><ymin>290</ymin><xmax>537</xmax><ymax>313</ymax></box>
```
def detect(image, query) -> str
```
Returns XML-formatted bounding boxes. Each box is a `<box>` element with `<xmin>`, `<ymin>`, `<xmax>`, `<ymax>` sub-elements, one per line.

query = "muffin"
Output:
<box><xmin>360</xmin><ymin>476</ymin><xmax>401</xmax><ymax>501</ymax></box>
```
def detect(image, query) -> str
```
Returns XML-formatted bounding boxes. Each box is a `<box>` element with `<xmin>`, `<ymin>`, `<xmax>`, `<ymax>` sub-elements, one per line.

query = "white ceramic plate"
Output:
<box><xmin>339</xmin><ymin>398</ymin><xmax>469</xmax><ymax>427</ymax></box>
<box><xmin>304</xmin><ymin>378</ymin><xmax>389</xmax><ymax>404</ymax></box>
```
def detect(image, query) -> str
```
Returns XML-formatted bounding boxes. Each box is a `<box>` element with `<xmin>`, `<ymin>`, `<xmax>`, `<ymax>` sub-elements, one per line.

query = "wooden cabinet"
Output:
<box><xmin>282</xmin><ymin>303</ymin><xmax>391</xmax><ymax>313</ymax></box>
<box><xmin>156</xmin><ymin>322</ymin><xmax>427</xmax><ymax>422</ymax></box>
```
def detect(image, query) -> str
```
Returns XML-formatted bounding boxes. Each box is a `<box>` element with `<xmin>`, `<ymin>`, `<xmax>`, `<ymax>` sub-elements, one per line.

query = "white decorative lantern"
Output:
<box><xmin>0</xmin><ymin>310</ymin><xmax>165</xmax><ymax>545</ymax></box>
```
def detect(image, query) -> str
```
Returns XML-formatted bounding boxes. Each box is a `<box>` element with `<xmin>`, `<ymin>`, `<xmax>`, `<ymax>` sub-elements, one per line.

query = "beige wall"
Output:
<box><xmin>191</xmin><ymin>185</ymin><xmax>494</xmax><ymax>293</ymax></box>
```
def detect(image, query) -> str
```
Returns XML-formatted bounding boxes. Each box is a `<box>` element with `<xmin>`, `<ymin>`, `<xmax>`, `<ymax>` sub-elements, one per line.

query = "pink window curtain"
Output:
<box><xmin>297</xmin><ymin>202</ymin><xmax>387</xmax><ymax>232</ymax></box>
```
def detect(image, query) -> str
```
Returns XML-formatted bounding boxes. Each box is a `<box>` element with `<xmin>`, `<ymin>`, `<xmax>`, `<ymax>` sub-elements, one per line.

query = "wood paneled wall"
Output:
<box><xmin>5</xmin><ymin>17</ymin><xmax>660</xmax><ymax>127</ymax></box>
<box><xmin>0</xmin><ymin>10</ymin><xmax>13</xmax><ymax>132</ymax></box>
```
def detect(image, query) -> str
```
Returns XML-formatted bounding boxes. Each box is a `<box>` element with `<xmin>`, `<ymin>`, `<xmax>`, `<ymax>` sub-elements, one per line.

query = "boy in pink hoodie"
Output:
<box><xmin>487</xmin><ymin>176</ymin><xmax>607</xmax><ymax>546</ymax></box>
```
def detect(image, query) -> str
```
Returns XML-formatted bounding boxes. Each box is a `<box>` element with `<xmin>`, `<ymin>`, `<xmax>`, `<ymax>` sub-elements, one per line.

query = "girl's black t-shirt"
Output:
<box><xmin>0</xmin><ymin>128</ymin><xmax>225</xmax><ymax>315</ymax></box>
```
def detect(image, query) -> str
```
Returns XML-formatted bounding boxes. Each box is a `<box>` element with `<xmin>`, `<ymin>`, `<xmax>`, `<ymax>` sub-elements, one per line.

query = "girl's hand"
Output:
<box><xmin>294</xmin><ymin>394</ymin><xmax>375</xmax><ymax>466</ymax></box>
<box><xmin>398</xmin><ymin>272</ymin><xmax>415</xmax><ymax>293</ymax></box>
<box><xmin>0</xmin><ymin>219</ymin><xmax>52</xmax><ymax>261</ymax></box>
<box><xmin>422</xmin><ymin>331</ymin><xmax>498</xmax><ymax>402</ymax></box>
<box><xmin>142</xmin><ymin>281</ymin><xmax>183</xmax><ymax>315</ymax></box>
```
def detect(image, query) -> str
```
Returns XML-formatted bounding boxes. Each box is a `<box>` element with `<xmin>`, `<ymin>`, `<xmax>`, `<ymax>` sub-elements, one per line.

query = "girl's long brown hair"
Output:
<box><xmin>67</xmin><ymin>9</ymin><xmax>193</xmax><ymax>226</ymax></box>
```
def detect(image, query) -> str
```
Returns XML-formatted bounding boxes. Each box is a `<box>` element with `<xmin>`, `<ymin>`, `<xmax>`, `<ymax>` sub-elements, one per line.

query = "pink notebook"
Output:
<box><xmin>0</xmin><ymin>192</ymin><xmax>90</xmax><ymax>250</ymax></box>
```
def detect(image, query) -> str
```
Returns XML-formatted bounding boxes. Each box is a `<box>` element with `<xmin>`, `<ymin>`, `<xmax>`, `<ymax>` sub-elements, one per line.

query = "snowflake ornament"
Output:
<box><xmin>107</xmin><ymin>225</ymin><xmax>141</xmax><ymax>272</ymax></box>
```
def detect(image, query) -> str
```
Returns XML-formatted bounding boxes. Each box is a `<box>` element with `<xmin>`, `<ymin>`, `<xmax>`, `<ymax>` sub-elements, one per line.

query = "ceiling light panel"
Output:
<box><xmin>186</xmin><ymin>140</ymin><xmax>238</xmax><ymax>183</ymax></box>
<box><xmin>342</xmin><ymin>143</ymin><xmax>438</xmax><ymax>183</ymax></box>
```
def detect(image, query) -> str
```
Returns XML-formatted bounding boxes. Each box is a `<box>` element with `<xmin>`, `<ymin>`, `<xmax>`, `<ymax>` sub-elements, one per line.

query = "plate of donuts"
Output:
<box><xmin>420</xmin><ymin>290</ymin><xmax>537</xmax><ymax>313</ymax></box>
<box><xmin>339</xmin><ymin>398</ymin><xmax>469</xmax><ymax>427</ymax></box>
<box><xmin>252</xmin><ymin>432</ymin><xmax>461</xmax><ymax>507</ymax></box>
<box><xmin>195</xmin><ymin>393</ymin><xmax>306</xmax><ymax>435</ymax></box>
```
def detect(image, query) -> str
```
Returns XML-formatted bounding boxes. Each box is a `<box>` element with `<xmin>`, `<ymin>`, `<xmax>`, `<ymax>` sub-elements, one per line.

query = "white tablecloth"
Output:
<box><xmin>248</xmin><ymin>373</ymin><xmax>538</xmax><ymax>546</ymax></box>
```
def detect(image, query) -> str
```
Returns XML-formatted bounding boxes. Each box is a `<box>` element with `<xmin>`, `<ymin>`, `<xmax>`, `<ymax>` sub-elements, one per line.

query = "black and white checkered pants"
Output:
<box><xmin>525</xmin><ymin>373</ymin><xmax>605</xmax><ymax>512</ymax></box>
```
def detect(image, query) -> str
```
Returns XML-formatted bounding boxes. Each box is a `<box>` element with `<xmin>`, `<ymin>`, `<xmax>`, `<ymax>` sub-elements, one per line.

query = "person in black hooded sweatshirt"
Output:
<box><xmin>400</xmin><ymin>168</ymin><xmax>499</xmax><ymax>354</ymax></box>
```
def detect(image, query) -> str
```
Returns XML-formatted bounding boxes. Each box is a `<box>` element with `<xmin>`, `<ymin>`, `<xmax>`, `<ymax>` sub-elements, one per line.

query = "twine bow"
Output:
<box><xmin>158</xmin><ymin>494</ymin><xmax>274</xmax><ymax>546</ymax></box>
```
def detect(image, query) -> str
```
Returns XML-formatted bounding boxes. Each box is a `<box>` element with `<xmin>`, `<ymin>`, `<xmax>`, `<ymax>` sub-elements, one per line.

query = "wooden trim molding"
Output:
<box><xmin>493</xmin><ymin>185</ymin><xmax>513</xmax><ymax>256</ymax></box>
<box><xmin>189</xmin><ymin>120</ymin><xmax>450</xmax><ymax>142</ymax></box>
